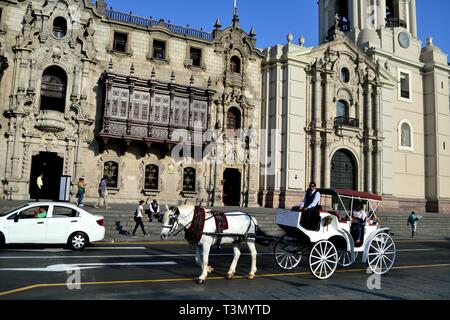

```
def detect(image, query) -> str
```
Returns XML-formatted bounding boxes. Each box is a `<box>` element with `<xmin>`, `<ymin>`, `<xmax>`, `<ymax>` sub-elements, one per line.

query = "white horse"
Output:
<box><xmin>160</xmin><ymin>205</ymin><xmax>258</xmax><ymax>284</ymax></box>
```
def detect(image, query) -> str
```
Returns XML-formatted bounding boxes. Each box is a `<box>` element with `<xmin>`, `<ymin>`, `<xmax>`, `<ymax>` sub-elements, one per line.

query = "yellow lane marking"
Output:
<box><xmin>1</xmin><ymin>263</ymin><xmax>450</xmax><ymax>298</ymax></box>
<box><xmin>95</xmin><ymin>239</ymin><xmax>449</xmax><ymax>246</ymax></box>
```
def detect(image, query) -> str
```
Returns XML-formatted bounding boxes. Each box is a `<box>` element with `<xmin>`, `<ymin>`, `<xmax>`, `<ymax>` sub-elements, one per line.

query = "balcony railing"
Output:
<box><xmin>334</xmin><ymin>117</ymin><xmax>359</xmax><ymax>128</ymax></box>
<box><xmin>385</xmin><ymin>17</ymin><xmax>407</xmax><ymax>29</ymax></box>
<box><xmin>105</xmin><ymin>9</ymin><xmax>214</xmax><ymax>41</ymax></box>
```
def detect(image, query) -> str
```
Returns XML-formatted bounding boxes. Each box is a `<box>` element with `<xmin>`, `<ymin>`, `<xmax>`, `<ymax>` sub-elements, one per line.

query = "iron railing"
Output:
<box><xmin>334</xmin><ymin>117</ymin><xmax>360</xmax><ymax>128</ymax></box>
<box><xmin>385</xmin><ymin>17</ymin><xmax>407</xmax><ymax>28</ymax></box>
<box><xmin>105</xmin><ymin>9</ymin><xmax>214</xmax><ymax>41</ymax></box>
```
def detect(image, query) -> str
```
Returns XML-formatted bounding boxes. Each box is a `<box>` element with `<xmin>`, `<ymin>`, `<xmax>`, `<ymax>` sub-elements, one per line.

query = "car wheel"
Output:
<box><xmin>68</xmin><ymin>232</ymin><xmax>89</xmax><ymax>251</ymax></box>
<box><xmin>0</xmin><ymin>233</ymin><xmax>5</xmax><ymax>249</ymax></box>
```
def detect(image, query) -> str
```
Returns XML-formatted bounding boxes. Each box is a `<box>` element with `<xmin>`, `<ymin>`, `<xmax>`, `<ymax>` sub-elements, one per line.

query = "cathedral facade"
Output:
<box><xmin>259</xmin><ymin>0</ymin><xmax>450</xmax><ymax>213</ymax></box>
<box><xmin>0</xmin><ymin>0</ymin><xmax>263</xmax><ymax>206</ymax></box>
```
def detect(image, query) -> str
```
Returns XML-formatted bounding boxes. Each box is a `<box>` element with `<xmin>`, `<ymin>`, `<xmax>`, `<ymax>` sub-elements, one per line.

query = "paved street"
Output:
<box><xmin>0</xmin><ymin>240</ymin><xmax>450</xmax><ymax>300</ymax></box>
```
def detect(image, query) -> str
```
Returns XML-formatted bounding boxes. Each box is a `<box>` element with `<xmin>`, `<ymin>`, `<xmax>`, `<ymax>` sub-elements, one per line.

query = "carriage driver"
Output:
<box><xmin>299</xmin><ymin>182</ymin><xmax>321</xmax><ymax>230</ymax></box>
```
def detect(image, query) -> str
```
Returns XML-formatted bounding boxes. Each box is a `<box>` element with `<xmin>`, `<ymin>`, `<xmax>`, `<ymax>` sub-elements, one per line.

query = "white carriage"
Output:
<box><xmin>272</xmin><ymin>189</ymin><xmax>396</xmax><ymax>280</ymax></box>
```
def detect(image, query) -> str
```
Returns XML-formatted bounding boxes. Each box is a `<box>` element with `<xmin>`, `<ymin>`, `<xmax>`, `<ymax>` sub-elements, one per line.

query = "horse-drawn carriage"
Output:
<box><xmin>159</xmin><ymin>189</ymin><xmax>396</xmax><ymax>283</ymax></box>
<box><xmin>272</xmin><ymin>189</ymin><xmax>396</xmax><ymax>279</ymax></box>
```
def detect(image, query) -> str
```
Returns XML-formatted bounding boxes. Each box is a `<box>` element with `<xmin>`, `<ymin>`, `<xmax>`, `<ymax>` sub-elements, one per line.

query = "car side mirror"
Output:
<box><xmin>14</xmin><ymin>215</ymin><xmax>20</xmax><ymax>223</ymax></box>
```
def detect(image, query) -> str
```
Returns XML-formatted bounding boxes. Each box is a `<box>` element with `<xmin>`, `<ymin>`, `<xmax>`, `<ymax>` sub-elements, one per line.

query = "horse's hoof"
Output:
<box><xmin>225</xmin><ymin>273</ymin><xmax>234</xmax><ymax>280</ymax></box>
<box><xmin>207</xmin><ymin>267</ymin><xmax>215</xmax><ymax>275</ymax></box>
<box><xmin>248</xmin><ymin>274</ymin><xmax>256</xmax><ymax>280</ymax></box>
<box><xmin>197</xmin><ymin>279</ymin><xmax>205</xmax><ymax>285</ymax></box>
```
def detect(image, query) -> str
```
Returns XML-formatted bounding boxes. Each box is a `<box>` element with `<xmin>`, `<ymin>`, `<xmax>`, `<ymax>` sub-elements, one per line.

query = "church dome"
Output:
<box><xmin>421</xmin><ymin>36</ymin><xmax>443</xmax><ymax>54</ymax></box>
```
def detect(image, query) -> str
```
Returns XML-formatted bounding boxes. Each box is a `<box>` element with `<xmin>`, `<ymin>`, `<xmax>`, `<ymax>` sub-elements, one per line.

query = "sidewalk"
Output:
<box><xmin>1</xmin><ymin>200</ymin><xmax>450</xmax><ymax>242</ymax></box>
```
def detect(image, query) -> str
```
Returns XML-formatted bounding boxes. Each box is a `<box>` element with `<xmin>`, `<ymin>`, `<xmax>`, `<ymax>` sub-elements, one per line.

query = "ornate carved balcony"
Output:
<box><xmin>99</xmin><ymin>71</ymin><xmax>215</xmax><ymax>148</ymax></box>
<box><xmin>35</xmin><ymin>110</ymin><xmax>67</xmax><ymax>133</ymax></box>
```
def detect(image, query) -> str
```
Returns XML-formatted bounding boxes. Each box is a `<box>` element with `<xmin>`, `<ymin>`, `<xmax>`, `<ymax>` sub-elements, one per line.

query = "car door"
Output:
<box><xmin>7</xmin><ymin>205</ymin><xmax>48</xmax><ymax>243</ymax></box>
<box><xmin>46</xmin><ymin>205</ymin><xmax>81</xmax><ymax>243</ymax></box>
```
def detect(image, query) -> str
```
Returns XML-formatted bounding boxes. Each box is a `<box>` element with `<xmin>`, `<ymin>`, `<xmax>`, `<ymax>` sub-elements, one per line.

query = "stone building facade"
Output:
<box><xmin>259</xmin><ymin>0</ymin><xmax>450</xmax><ymax>213</ymax></box>
<box><xmin>0</xmin><ymin>0</ymin><xmax>263</xmax><ymax>206</ymax></box>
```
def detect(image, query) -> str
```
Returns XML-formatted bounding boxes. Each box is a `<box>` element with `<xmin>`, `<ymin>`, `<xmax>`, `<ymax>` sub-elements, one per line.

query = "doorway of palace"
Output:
<box><xmin>223</xmin><ymin>168</ymin><xmax>241</xmax><ymax>206</ymax></box>
<box><xmin>330</xmin><ymin>149</ymin><xmax>357</xmax><ymax>190</ymax></box>
<box><xmin>29</xmin><ymin>152</ymin><xmax>64</xmax><ymax>200</ymax></box>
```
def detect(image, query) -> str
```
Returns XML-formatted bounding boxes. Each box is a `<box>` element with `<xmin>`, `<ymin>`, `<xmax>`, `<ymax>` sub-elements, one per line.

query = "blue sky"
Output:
<box><xmin>105</xmin><ymin>0</ymin><xmax>450</xmax><ymax>56</ymax></box>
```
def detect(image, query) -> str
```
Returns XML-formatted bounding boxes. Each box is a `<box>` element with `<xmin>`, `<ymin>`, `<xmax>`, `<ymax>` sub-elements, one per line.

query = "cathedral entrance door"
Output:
<box><xmin>29</xmin><ymin>152</ymin><xmax>64</xmax><ymax>201</ymax></box>
<box><xmin>223</xmin><ymin>169</ymin><xmax>241</xmax><ymax>207</ymax></box>
<box><xmin>330</xmin><ymin>149</ymin><xmax>357</xmax><ymax>190</ymax></box>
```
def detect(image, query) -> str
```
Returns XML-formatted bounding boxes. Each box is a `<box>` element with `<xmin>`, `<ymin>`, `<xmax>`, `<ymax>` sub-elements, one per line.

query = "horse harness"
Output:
<box><xmin>184</xmin><ymin>207</ymin><xmax>257</xmax><ymax>247</ymax></box>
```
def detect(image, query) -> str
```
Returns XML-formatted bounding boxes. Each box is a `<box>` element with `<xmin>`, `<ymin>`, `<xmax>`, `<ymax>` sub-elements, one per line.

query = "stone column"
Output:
<box><xmin>364</xmin><ymin>82</ymin><xmax>373</xmax><ymax>193</ymax></box>
<box><xmin>322</xmin><ymin>142</ymin><xmax>331</xmax><ymax>189</ymax></box>
<box><xmin>373</xmin><ymin>86</ymin><xmax>381</xmax><ymax>194</ymax></box>
<box><xmin>409</xmin><ymin>0</ymin><xmax>417</xmax><ymax>38</ymax></box>
<box><xmin>365</xmin><ymin>145</ymin><xmax>373</xmax><ymax>193</ymax></box>
<box><xmin>312</xmin><ymin>138</ymin><xmax>321</xmax><ymax>184</ymax></box>
<box><xmin>379</xmin><ymin>0</ymin><xmax>386</xmax><ymax>28</ymax></box>
<box><xmin>312</xmin><ymin>67</ymin><xmax>320</xmax><ymax>127</ymax></box>
<box><xmin>10</xmin><ymin>117</ymin><xmax>24</xmax><ymax>178</ymax></box>
<box><xmin>352</xmin><ymin>0</ymin><xmax>359</xmax><ymax>30</ymax></box>
<box><xmin>322</xmin><ymin>73</ymin><xmax>329</xmax><ymax>128</ymax></box>
<box><xmin>374</xmin><ymin>147</ymin><xmax>381</xmax><ymax>194</ymax></box>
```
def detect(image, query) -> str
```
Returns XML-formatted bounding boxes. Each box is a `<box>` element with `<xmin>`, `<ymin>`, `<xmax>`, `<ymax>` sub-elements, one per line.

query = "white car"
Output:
<box><xmin>0</xmin><ymin>202</ymin><xmax>105</xmax><ymax>251</ymax></box>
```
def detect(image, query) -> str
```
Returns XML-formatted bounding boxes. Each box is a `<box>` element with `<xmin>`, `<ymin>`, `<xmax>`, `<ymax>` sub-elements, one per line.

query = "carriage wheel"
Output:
<box><xmin>309</xmin><ymin>240</ymin><xmax>338</xmax><ymax>280</ymax></box>
<box><xmin>274</xmin><ymin>242</ymin><xmax>302</xmax><ymax>270</ymax></box>
<box><xmin>337</xmin><ymin>250</ymin><xmax>353</xmax><ymax>267</ymax></box>
<box><xmin>367</xmin><ymin>233</ymin><xmax>396</xmax><ymax>275</ymax></box>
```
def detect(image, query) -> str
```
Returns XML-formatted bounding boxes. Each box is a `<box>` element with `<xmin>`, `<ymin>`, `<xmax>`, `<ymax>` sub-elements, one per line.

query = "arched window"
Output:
<box><xmin>399</xmin><ymin>121</ymin><xmax>413</xmax><ymax>150</ymax></box>
<box><xmin>144</xmin><ymin>165</ymin><xmax>159</xmax><ymax>190</ymax></box>
<box><xmin>53</xmin><ymin>17</ymin><xmax>67</xmax><ymax>38</ymax></box>
<box><xmin>227</xmin><ymin>107</ymin><xmax>241</xmax><ymax>130</ymax></box>
<box><xmin>183</xmin><ymin>167</ymin><xmax>196</xmax><ymax>192</ymax></box>
<box><xmin>103</xmin><ymin>161</ymin><xmax>119</xmax><ymax>188</ymax></box>
<box><xmin>230</xmin><ymin>56</ymin><xmax>241</xmax><ymax>74</ymax></box>
<box><xmin>40</xmin><ymin>66</ymin><xmax>67</xmax><ymax>112</ymax></box>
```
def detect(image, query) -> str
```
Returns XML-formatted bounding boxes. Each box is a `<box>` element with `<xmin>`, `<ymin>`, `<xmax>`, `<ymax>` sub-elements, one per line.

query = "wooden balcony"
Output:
<box><xmin>98</xmin><ymin>71</ymin><xmax>215</xmax><ymax>149</ymax></box>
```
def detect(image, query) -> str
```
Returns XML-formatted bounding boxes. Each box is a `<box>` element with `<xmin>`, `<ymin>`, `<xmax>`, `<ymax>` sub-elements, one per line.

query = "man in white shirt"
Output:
<box><xmin>149</xmin><ymin>199</ymin><xmax>161</xmax><ymax>222</ymax></box>
<box><xmin>299</xmin><ymin>182</ymin><xmax>321</xmax><ymax>230</ymax></box>
<box><xmin>351</xmin><ymin>200</ymin><xmax>367</xmax><ymax>246</ymax></box>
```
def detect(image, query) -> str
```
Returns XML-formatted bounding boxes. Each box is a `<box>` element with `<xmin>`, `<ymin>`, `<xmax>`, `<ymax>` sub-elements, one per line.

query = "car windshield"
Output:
<box><xmin>0</xmin><ymin>205</ymin><xmax>28</xmax><ymax>217</ymax></box>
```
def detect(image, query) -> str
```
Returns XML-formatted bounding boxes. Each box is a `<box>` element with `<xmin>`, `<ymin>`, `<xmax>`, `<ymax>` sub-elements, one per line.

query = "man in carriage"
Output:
<box><xmin>299</xmin><ymin>182</ymin><xmax>321</xmax><ymax>230</ymax></box>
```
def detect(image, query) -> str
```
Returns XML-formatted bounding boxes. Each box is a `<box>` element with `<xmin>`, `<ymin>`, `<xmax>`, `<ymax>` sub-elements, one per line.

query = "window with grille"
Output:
<box><xmin>189</xmin><ymin>48</ymin><xmax>202</xmax><ymax>67</ymax></box>
<box><xmin>40</xmin><ymin>66</ymin><xmax>67</xmax><ymax>112</ymax></box>
<box><xmin>104</xmin><ymin>161</ymin><xmax>119</xmax><ymax>188</ymax></box>
<box><xmin>183</xmin><ymin>167</ymin><xmax>196</xmax><ymax>192</ymax></box>
<box><xmin>153</xmin><ymin>40</ymin><xmax>166</xmax><ymax>60</ymax></box>
<box><xmin>227</xmin><ymin>108</ymin><xmax>241</xmax><ymax>130</ymax></box>
<box><xmin>113</xmin><ymin>32</ymin><xmax>128</xmax><ymax>52</ymax></box>
<box><xmin>144</xmin><ymin>165</ymin><xmax>159</xmax><ymax>190</ymax></box>
<box><xmin>230</xmin><ymin>56</ymin><xmax>241</xmax><ymax>73</ymax></box>
<box><xmin>52</xmin><ymin>17</ymin><xmax>67</xmax><ymax>38</ymax></box>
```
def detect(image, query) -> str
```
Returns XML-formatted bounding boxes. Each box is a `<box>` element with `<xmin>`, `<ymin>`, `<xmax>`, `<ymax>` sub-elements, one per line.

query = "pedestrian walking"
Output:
<box><xmin>407</xmin><ymin>211</ymin><xmax>423</xmax><ymax>238</ymax></box>
<box><xmin>94</xmin><ymin>176</ymin><xmax>111</xmax><ymax>209</ymax></box>
<box><xmin>132</xmin><ymin>200</ymin><xmax>149</xmax><ymax>238</ymax></box>
<box><xmin>76</xmin><ymin>178</ymin><xmax>87</xmax><ymax>207</ymax></box>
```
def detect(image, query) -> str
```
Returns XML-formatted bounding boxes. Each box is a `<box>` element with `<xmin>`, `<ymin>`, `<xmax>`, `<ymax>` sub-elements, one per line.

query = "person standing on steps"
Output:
<box><xmin>132</xmin><ymin>200</ymin><xmax>149</xmax><ymax>238</ymax></box>
<box><xmin>149</xmin><ymin>199</ymin><xmax>161</xmax><ymax>222</ymax></box>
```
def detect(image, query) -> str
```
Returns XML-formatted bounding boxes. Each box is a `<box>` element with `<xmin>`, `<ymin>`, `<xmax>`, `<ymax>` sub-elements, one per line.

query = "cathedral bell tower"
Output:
<box><xmin>319</xmin><ymin>0</ymin><xmax>418</xmax><ymax>51</ymax></box>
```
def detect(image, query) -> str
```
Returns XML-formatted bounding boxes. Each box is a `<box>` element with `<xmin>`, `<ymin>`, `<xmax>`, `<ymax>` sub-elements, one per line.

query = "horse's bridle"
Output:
<box><xmin>162</xmin><ymin>209</ymin><xmax>193</xmax><ymax>237</ymax></box>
